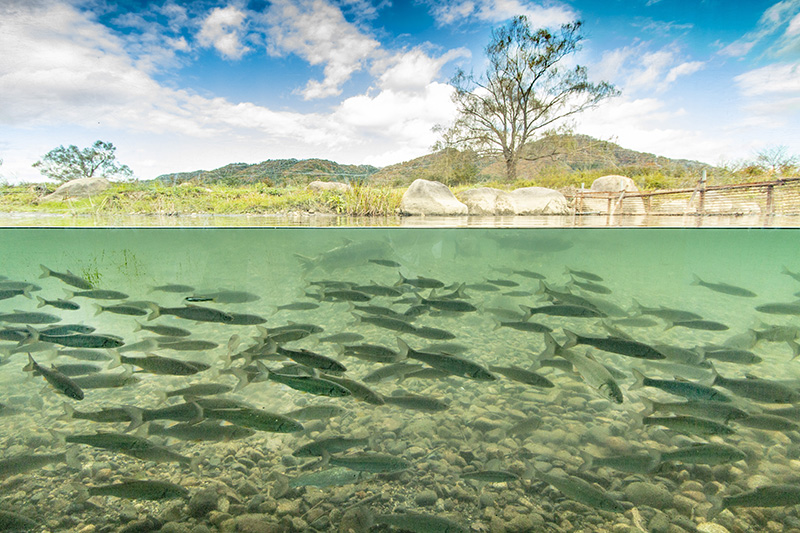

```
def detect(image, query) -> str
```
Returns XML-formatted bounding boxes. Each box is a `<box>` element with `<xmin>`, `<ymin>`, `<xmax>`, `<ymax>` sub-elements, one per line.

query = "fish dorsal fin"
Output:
<box><xmin>673</xmin><ymin>376</ymin><xmax>690</xmax><ymax>382</ymax></box>
<box><xmin>744</xmin><ymin>373</ymin><xmax>762</xmax><ymax>380</ymax></box>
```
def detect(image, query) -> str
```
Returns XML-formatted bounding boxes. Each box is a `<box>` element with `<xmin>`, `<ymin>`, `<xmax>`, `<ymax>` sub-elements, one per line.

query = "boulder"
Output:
<box><xmin>41</xmin><ymin>177</ymin><xmax>112</xmax><ymax>202</ymax></box>
<box><xmin>506</xmin><ymin>187</ymin><xmax>570</xmax><ymax>215</ymax></box>
<box><xmin>308</xmin><ymin>181</ymin><xmax>351</xmax><ymax>193</ymax></box>
<box><xmin>581</xmin><ymin>175</ymin><xmax>645</xmax><ymax>214</ymax></box>
<box><xmin>459</xmin><ymin>187</ymin><xmax>503</xmax><ymax>215</ymax></box>
<box><xmin>400</xmin><ymin>179</ymin><xmax>467</xmax><ymax>216</ymax></box>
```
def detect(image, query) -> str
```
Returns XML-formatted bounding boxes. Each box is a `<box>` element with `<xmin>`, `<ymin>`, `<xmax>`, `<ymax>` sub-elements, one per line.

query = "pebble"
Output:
<box><xmin>624</xmin><ymin>481</ymin><xmax>674</xmax><ymax>509</ymax></box>
<box><xmin>188</xmin><ymin>488</ymin><xmax>219</xmax><ymax>518</ymax></box>
<box><xmin>414</xmin><ymin>489</ymin><xmax>438</xmax><ymax>507</ymax></box>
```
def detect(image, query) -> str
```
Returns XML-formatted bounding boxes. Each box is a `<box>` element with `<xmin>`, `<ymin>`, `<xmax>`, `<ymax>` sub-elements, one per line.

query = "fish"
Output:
<box><xmin>631</xmin><ymin>369</ymin><xmax>731</xmax><ymax>402</ymax></box>
<box><xmin>0</xmin><ymin>450</ymin><xmax>78</xmax><ymax>478</ymax></box>
<box><xmin>702</xmin><ymin>347</ymin><xmax>762</xmax><ymax>365</ymax></box>
<box><xmin>148</xmin><ymin>420</ymin><xmax>255</xmax><ymax>441</ymax></box>
<box><xmin>0</xmin><ymin>286</ymin><xmax>32</xmax><ymax>301</ymax></box>
<box><xmin>755</xmin><ymin>302</ymin><xmax>800</xmax><ymax>315</ymax></box>
<box><xmin>521</xmin><ymin>304</ymin><xmax>605</xmax><ymax>318</ymax></box>
<box><xmin>382</xmin><ymin>393</ymin><xmax>449</xmax><ymax>412</ymax></box>
<box><xmin>691</xmin><ymin>275</ymin><xmax>756</xmax><ymax>297</ymax></box>
<box><xmin>277</xmin><ymin>346</ymin><xmax>347</xmax><ymax>372</ymax></box>
<box><xmin>61</xmin><ymin>404</ymin><xmax>134</xmax><ymax>424</ymax></box>
<box><xmin>284</xmin><ymin>405</ymin><xmax>349</xmax><ymax>420</ymax></box>
<box><xmin>506</xmin><ymin>415</ymin><xmax>542</xmax><ymax>438</ymax></box>
<box><xmin>261</xmin><ymin>323</ymin><xmax>325</xmax><ymax>336</ymax></box>
<box><xmin>631</xmin><ymin>300</ymin><xmax>703</xmax><ymax>322</ymax></box>
<box><xmin>157</xmin><ymin>339</ymin><xmax>220</xmax><ymax>351</ymax></box>
<box><xmin>363</xmin><ymin>362</ymin><xmax>425</xmax><ymax>383</ymax></box>
<box><xmin>48</xmin><ymin>363</ymin><xmax>101</xmax><ymax>377</ymax></box>
<box><xmin>72</xmin><ymin>369</ymin><xmax>140</xmax><ymax>389</ymax></box>
<box><xmin>133</xmin><ymin>321</ymin><xmax>192</xmax><ymax>337</ymax></box>
<box><xmin>485</xmin><ymin>278</ymin><xmax>520</xmax><ymax>288</ymax></box>
<box><xmin>23</xmin><ymin>354</ymin><xmax>84</xmax><ymax>400</ymax></box>
<box><xmin>510</xmin><ymin>269</ymin><xmax>546</xmax><ymax>279</ymax></box>
<box><xmin>352</xmin><ymin>283</ymin><xmax>404</xmax><ymax>297</ymax></box>
<box><xmin>39</xmin><ymin>264</ymin><xmax>93</xmax><ymax>289</ymax></box>
<box><xmin>568</xmin><ymin>277</ymin><xmax>612</xmax><ymax>294</ymax></box>
<box><xmin>318</xmin><ymin>373</ymin><xmax>385</xmax><ymax>405</ymax></box>
<box><xmin>226</xmin><ymin>312</ymin><xmax>268</xmax><ymax>325</ymax></box>
<box><xmin>367</xmin><ymin>511</ymin><xmax>468</xmax><ymax>533</ymax></box>
<box><xmin>752</xmin><ymin>324</ymin><xmax>800</xmax><ymax>343</ymax></box>
<box><xmin>36</xmin><ymin>296</ymin><xmax>80</xmax><ymax>310</ymax></box>
<box><xmin>410</xmin><ymin>326</ymin><xmax>457</xmax><ymax>340</ymax></box>
<box><xmin>0</xmin><ymin>510</ymin><xmax>39</xmax><ymax>530</ymax></box>
<box><xmin>288</xmin><ymin>467</ymin><xmax>366</xmax><ymax>488</ymax></box>
<box><xmin>666</xmin><ymin>319</ymin><xmax>729</xmax><ymax>331</ymax></box>
<box><xmin>417</xmin><ymin>295</ymin><xmax>477</xmax><ymax>313</ymax></box>
<box><xmin>737</xmin><ymin>413</ymin><xmax>800</xmax><ymax>432</ymax></box>
<box><xmin>57</xmin><ymin>349</ymin><xmax>111</xmax><ymax>361</ymax></box>
<box><xmin>398</xmin><ymin>339</ymin><xmax>495</xmax><ymax>381</ymax></box>
<box><xmin>493</xmin><ymin>320</ymin><xmax>553</xmax><ymax>333</ymax></box>
<box><xmin>541</xmin><ymin>333</ymin><xmax>623</xmax><ymax>403</ymax></box>
<box><xmin>295</xmin><ymin>239</ymin><xmax>393</xmax><ymax>272</ymax></box>
<box><xmin>65</xmin><ymin>432</ymin><xmax>197</xmax><ymax>468</ymax></box>
<box><xmin>579</xmin><ymin>451</ymin><xmax>661</xmax><ymax>474</ymax></box>
<box><xmin>488</xmin><ymin>365</ymin><xmax>554</xmax><ymax>388</ymax></box>
<box><xmin>369</xmin><ymin>259</ymin><xmax>401</xmax><ymax>267</ymax></box>
<box><xmin>112</xmin><ymin>353</ymin><xmax>208</xmax><ymax>376</ymax></box>
<box><xmin>151</xmin><ymin>284</ymin><xmax>195</xmax><ymax>293</ymax></box>
<box><xmin>65</xmin><ymin>288</ymin><xmax>129</xmax><ymax>300</ymax></box>
<box><xmin>711</xmin><ymin>365</ymin><xmax>800</xmax><ymax>403</ymax></box>
<box><xmin>610</xmin><ymin>317</ymin><xmax>659</xmax><ymax>328</ymax></box>
<box><xmin>274</xmin><ymin>302</ymin><xmax>320</xmax><ymax>312</ymax></box>
<box><xmin>397</xmin><ymin>273</ymin><xmax>445</xmax><ymax>289</ymax></box>
<box><xmin>257</xmin><ymin>363</ymin><xmax>351</xmax><ymax>397</ymax></box>
<box><xmin>189</xmin><ymin>290</ymin><xmax>260</xmax><ymax>304</ymax></box>
<box><xmin>338</xmin><ymin>343</ymin><xmax>400</xmax><ymax>363</ymax></box>
<box><xmin>160</xmin><ymin>383</ymin><xmax>233</xmax><ymax>401</ymax></box>
<box><xmin>711</xmin><ymin>485</ymin><xmax>800</xmax><ymax>516</ymax></box>
<box><xmin>531</xmin><ymin>466</ymin><xmax>624</xmax><ymax>513</ymax></box>
<box><xmin>782</xmin><ymin>266</ymin><xmax>800</xmax><ymax>282</ymax></box>
<box><xmin>319</xmin><ymin>332</ymin><xmax>364</xmax><ymax>344</ymax></box>
<box><xmin>203</xmin><ymin>405</ymin><xmax>304</xmax><ymax>433</ymax></box>
<box><xmin>564</xmin><ymin>330</ymin><xmax>665</xmax><ymax>360</ymax></box>
<box><xmin>659</xmin><ymin>443</ymin><xmax>746</xmax><ymax>465</ymax></box>
<box><xmin>0</xmin><ymin>310</ymin><xmax>62</xmax><ymax>324</ymax></box>
<box><xmin>642</xmin><ymin>415</ymin><xmax>735</xmax><ymax>436</ymax></box>
<box><xmin>88</xmin><ymin>480</ymin><xmax>189</xmax><ymax>500</ymax></box>
<box><xmin>328</xmin><ymin>453</ymin><xmax>411</xmax><ymax>473</ymax></box>
<box><xmin>639</xmin><ymin>398</ymin><xmax>748</xmax><ymax>422</ymax></box>
<box><xmin>352</xmin><ymin>313</ymin><xmax>417</xmax><ymax>334</ymax></box>
<box><xmin>147</xmin><ymin>303</ymin><xmax>234</xmax><ymax>323</ymax></box>
<box><xmin>293</xmin><ymin>436</ymin><xmax>370</xmax><ymax>457</ymax></box>
<box><xmin>566</xmin><ymin>267</ymin><xmax>604</xmax><ymax>282</ymax></box>
<box><xmin>322</xmin><ymin>288</ymin><xmax>372</xmax><ymax>302</ymax></box>
<box><xmin>461</xmin><ymin>469</ymin><xmax>519</xmax><ymax>482</ymax></box>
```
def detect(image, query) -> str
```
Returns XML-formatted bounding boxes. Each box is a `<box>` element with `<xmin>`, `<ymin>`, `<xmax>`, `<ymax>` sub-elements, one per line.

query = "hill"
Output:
<box><xmin>155</xmin><ymin>158</ymin><xmax>379</xmax><ymax>186</ymax></box>
<box><xmin>370</xmin><ymin>134</ymin><xmax>715</xmax><ymax>189</ymax></box>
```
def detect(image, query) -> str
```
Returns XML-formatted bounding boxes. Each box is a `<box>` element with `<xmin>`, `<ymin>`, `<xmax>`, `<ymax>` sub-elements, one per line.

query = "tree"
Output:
<box><xmin>443</xmin><ymin>17</ymin><xmax>618</xmax><ymax>181</ymax></box>
<box><xmin>755</xmin><ymin>145</ymin><xmax>798</xmax><ymax>175</ymax></box>
<box><xmin>33</xmin><ymin>140</ymin><xmax>133</xmax><ymax>183</ymax></box>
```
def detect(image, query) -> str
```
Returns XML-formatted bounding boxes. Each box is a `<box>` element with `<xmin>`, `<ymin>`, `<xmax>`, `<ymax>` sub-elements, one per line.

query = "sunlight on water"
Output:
<box><xmin>1</xmin><ymin>227</ymin><xmax>799</xmax><ymax>532</ymax></box>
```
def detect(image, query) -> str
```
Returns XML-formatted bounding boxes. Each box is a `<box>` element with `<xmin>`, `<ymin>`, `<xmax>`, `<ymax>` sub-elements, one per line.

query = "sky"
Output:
<box><xmin>1</xmin><ymin>0</ymin><xmax>799</xmax><ymax>183</ymax></box>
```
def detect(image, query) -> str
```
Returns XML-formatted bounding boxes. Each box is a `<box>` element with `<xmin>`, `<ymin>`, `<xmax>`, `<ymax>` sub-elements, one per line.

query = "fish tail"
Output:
<box><xmin>578</xmin><ymin>451</ymin><xmax>594</xmax><ymax>472</ymax></box>
<box><xmin>707</xmin><ymin>495</ymin><xmax>725</xmax><ymax>518</ymax></box>
<box><xmin>21</xmin><ymin>285</ymin><xmax>32</xmax><ymax>299</ymax></box>
<box><xmin>518</xmin><ymin>305</ymin><xmax>532</xmax><ymax>321</ymax></box>
<box><xmin>782</xmin><ymin>265</ymin><xmax>791</xmax><ymax>275</ymax></box>
<box><xmin>132</xmin><ymin>320</ymin><xmax>143</xmax><ymax>333</ymax></box>
<box><xmin>691</xmin><ymin>274</ymin><xmax>702</xmax><ymax>286</ymax></box>
<box><xmin>60</xmin><ymin>402</ymin><xmax>75</xmax><ymax>421</ymax></box>
<box><xmin>535</xmin><ymin>280</ymin><xmax>547</xmax><ymax>295</ymax></box>
<box><xmin>145</xmin><ymin>302</ymin><xmax>160</xmax><ymax>321</ymax></box>
<box><xmin>293</xmin><ymin>253</ymin><xmax>316</xmax><ymax>273</ymax></box>
<box><xmin>36</xmin><ymin>296</ymin><xmax>46</xmax><ymax>308</ymax></box>
<box><xmin>541</xmin><ymin>332</ymin><xmax>560</xmax><ymax>358</ymax></box>
<box><xmin>708</xmin><ymin>361</ymin><xmax>720</xmax><ymax>385</ymax></box>
<box><xmin>630</xmin><ymin>299</ymin><xmax>643</xmax><ymax>315</ymax></box>
<box><xmin>63</xmin><ymin>288</ymin><xmax>74</xmax><ymax>300</ymax></box>
<box><xmin>789</xmin><ymin>339</ymin><xmax>800</xmax><ymax>360</ymax></box>
<box><xmin>562</xmin><ymin>329</ymin><xmax>578</xmax><ymax>349</ymax></box>
<box><xmin>65</xmin><ymin>448</ymin><xmax>81</xmax><ymax>469</ymax></box>
<box><xmin>92</xmin><ymin>304</ymin><xmax>103</xmax><ymax>317</ymax></box>
<box><xmin>107</xmin><ymin>349</ymin><xmax>122</xmax><ymax>369</ymax></box>
<box><xmin>122</xmin><ymin>406</ymin><xmax>144</xmax><ymax>432</ymax></box>
<box><xmin>39</xmin><ymin>264</ymin><xmax>51</xmax><ymax>279</ymax></box>
<box><xmin>491</xmin><ymin>318</ymin><xmax>502</xmax><ymax>331</ymax></box>
<box><xmin>663</xmin><ymin>320</ymin><xmax>674</xmax><ymax>331</ymax></box>
<box><xmin>155</xmin><ymin>390</ymin><xmax>168</xmax><ymax>405</ymax></box>
<box><xmin>630</xmin><ymin>369</ymin><xmax>646</xmax><ymax>391</ymax></box>
<box><xmin>396</xmin><ymin>338</ymin><xmax>410</xmax><ymax>360</ymax></box>
<box><xmin>639</xmin><ymin>397</ymin><xmax>655</xmax><ymax>417</ymax></box>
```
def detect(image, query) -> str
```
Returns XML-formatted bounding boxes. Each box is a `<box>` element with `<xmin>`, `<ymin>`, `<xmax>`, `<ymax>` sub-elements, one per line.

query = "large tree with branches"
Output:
<box><xmin>33</xmin><ymin>140</ymin><xmax>132</xmax><ymax>183</ymax></box>
<box><xmin>444</xmin><ymin>17</ymin><xmax>619</xmax><ymax>181</ymax></box>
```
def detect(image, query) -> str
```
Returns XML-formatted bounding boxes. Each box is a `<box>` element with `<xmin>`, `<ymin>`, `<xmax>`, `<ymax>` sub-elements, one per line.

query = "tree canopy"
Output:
<box><xmin>443</xmin><ymin>17</ymin><xmax>619</xmax><ymax>181</ymax></box>
<box><xmin>33</xmin><ymin>140</ymin><xmax>133</xmax><ymax>183</ymax></box>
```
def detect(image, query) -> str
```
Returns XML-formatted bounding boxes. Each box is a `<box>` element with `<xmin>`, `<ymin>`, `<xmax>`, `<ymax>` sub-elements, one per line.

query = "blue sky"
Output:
<box><xmin>1</xmin><ymin>0</ymin><xmax>798</xmax><ymax>183</ymax></box>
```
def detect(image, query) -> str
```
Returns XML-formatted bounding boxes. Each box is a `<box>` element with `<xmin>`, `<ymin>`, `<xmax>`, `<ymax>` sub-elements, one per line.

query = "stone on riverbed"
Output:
<box><xmin>459</xmin><ymin>186</ymin><xmax>569</xmax><ymax>215</ymax></box>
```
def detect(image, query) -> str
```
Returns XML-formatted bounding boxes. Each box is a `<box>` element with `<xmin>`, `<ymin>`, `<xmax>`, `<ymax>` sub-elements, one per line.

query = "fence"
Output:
<box><xmin>565</xmin><ymin>176</ymin><xmax>800</xmax><ymax>218</ymax></box>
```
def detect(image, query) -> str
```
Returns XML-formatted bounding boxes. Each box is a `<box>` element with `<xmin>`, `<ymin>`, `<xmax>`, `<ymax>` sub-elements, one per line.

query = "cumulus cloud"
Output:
<box><xmin>595</xmin><ymin>43</ymin><xmax>705</xmax><ymax>94</ymax></box>
<box><xmin>719</xmin><ymin>0</ymin><xmax>800</xmax><ymax>58</ymax></box>
<box><xmin>426</xmin><ymin>0</ymin><xmax>577</xmax><ymax>27</ymax></box>
<box><xmin>197</xmin><ymin>4</ymin><xmax>251</xmax><ymax>60</ymax></box>
<box><xmin>265</xmin><ymin>0</ymin><xmax>381</xmax><ymax>99</ymax></box>
<box><xmin>375</xmin><ymin>47</ymin><xmax>470</xmax><ymax>92</ymax></box>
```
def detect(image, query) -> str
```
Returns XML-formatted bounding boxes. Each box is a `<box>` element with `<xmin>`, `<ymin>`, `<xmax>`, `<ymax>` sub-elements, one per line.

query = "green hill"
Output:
<box><xmin>155</xmin><ymin>158</ymin><xmax>379</xmax><ymax>186</ymax></box>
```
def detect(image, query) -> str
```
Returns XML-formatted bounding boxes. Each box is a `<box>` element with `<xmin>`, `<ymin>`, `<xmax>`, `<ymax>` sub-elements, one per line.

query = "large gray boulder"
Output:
<box><xmin>581</xmin><ymin>175</ymin><xmax>646</xmax><ymax>214</ymax></box>
<box><xmin>400</xmin><ymin>179</ymin><xmax>467</xmax><ymax>216</ymax></box>
<box><xmin>459</xmin><ymin>187</ymin><xmax>503</xmax><ymax>215</ymax></box>
<box><xmin>459</xmin><ymin>186</ymin><xmax>569</xmax><ymax>215</ymax></box>
<box><xmin>506</xmin><ymin>187</ymin><xmax>570</xmax><ymax>215</ymax></box>
<box><xmin>41</xmin><ymin>177</ymin><xmax>112</xmax><ymax>202</ymax></box>
<box><xmin>308</xmin><ymin>180</ymin><xmax>351</xmax><ymax>193</ymax></box>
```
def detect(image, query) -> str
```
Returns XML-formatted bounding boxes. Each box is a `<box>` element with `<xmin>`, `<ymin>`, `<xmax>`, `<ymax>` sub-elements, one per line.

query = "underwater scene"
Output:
<box><xmin>1</xmin><ymin>227</ymin><xmax>800</xmax><ymax>533</ymax></box>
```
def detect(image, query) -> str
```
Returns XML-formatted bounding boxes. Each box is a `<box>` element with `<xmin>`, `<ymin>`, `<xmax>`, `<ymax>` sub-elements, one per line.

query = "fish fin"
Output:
<box><xmin>60</xmin><ymin>402</ymin><xmax>75</xmax><ymax>421</ymax></box>
<box><xmin>47</xmin><ymin>427</ymin><xmax>67</xmax><ymax>446</ymax></box>
<box><xmin>629</xmin><ymin>299</ymin><xmax>643</xmax><ymax>316</ymax></box>
<box><xmin>541</xmin><ymin>332</ymin><xmax>560</xmax><ymax>358</ymax></box>
<box><xmin>35</xmin><ymin>295</ymin><xmax>47</xmax><ymax>308</ymax></box>
<box><xmin>21</xmin><ymin>325</ymin><xmax>39</xmax><ymax>346</ymax></box>
<box><xmin>232</xmin><ymin>367</ymin><xmax>251</xmax><ymax>392</ymax></box>
<box><xmin>578</xmin><ymin>451</ymin><xmax>594</xmax><ymax>472</ymax></box>
<box><xmin>132</xmin><ymin>320</ymin><xmax>143</xmax><ymax>332</ymax></box>
<box><xmin>630</xmin><ymin>369</ymin><xmax>646</xmax><ymax>391</ymax></box>
<box><xmin>562</xmin><ymin>329</ymin><xmax>578</xmax><ymax>349</ymax></box>
<box><xmin>65</xmin><ymin>448</ymin><xmax>81</xmax><ymax>469</ymax></box>
<box><xmin>38</xmin><ymin>264</ymin><xmax>53</xmax><ymax>279</ymax></box>
<box><xmin>518</xmin><ymin>305</ymin><xmax>532</xmax><ymax>321</ymax></box>
<box><xmin>663</xmin><ymin>320</ymin><xmax>674</xmax><ymax>331</ymax></box>
<box><xmin>789</xmin><ymin>340</ymin><xmax>800</xmax><ymax>360</ymax></box>
<box><xmin>22</xmin><ymin>353</ymin><xmax>37</xmax><ymax>372</ymax></box>
<box><xmin>395</xmin><ymin>338</ymin><xmax>410</xmax><ymax>360</ymax></box>
<box><xmin>155</xmin><ymin>390</ymin><xmax>167</xmax><ymax>405</ymax></box>
<box><xmin>707</xmin><ymin>495</ymin><xmax>725</xmax><ymax>518</ymax></box>
<box><xmin>639</xmin><ymin>397</ymin><xmax>655</xmax><ymax>417</ymax></box>
<box><xmin>122</xmin><ymin>406</ymin><xmax>144</xmax><ymax>432</ymax></box>
<box><xmin>62</xmin><ymin>288</ymin><xmax>74</xmax><ymax>300</ymax></box>
<box><xmin>145</xmin><ymin>302</ymin><xmax>160</xmax><ymax>321</ymax></box>
<box><xmin>92</xmin><ymin>303</ymin><xmax>103</xmax><ymax>317</ymax></box>
<box><xmin>293</xmin><ymin>253</ymin><xmax>316</xmax><ymax>273</ymax></box>
<box><xmin>691</xmin><ymin>274</ymin><xmax>702</xmax><ymax>286</ymax></box>
<box><xmin>107</xmin><ymin>349</ymin><xmax>122</xmax><ymax>369</ymax></box>
<box><xmin>707</xmin><ymin>361</ymin><xmax>719</xmax><ymax>384</ymax></box>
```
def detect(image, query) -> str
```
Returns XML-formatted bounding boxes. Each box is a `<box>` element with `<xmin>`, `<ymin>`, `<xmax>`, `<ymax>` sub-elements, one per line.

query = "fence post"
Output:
<box><xmin>766</xmin><ymin>183</ymin><xmax>775</xmax><ymax>216</ymax></box>
<box><xmin>698</xmin><ymin>170</ymin><xmax>707</xmax><ymax>215</ymax></box>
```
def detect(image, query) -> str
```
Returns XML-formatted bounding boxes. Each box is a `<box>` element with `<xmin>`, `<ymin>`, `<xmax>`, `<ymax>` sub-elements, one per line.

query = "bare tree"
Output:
<box><xmin>756</xmin><ymin>145</ymin><xmax>798</xmax><ymax>175</ymax></box>
<box><xmin>444</xmin><ymin>17</ymin><xmax>618</xmax><ymax>181</ymax></box>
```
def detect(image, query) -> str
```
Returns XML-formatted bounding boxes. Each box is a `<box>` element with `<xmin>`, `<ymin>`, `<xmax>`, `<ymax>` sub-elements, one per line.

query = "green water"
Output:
<box><xmin>1</xmin><ymin>228</ymin><xmax>799</xmax><ymax>532</ymax></box>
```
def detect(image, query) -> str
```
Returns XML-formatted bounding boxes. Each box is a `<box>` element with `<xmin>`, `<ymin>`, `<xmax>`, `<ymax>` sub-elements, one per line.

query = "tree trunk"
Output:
<box><xmin>505</xmin><ymin>154</ymin><xmax>517</xmax><ymax>182</ymax></box>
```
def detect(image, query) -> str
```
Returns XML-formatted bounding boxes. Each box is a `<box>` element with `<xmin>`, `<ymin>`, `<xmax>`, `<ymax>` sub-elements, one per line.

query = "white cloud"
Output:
<box><xmin>376</xmin><ymin>47</ymin><xmax>470</xmax><ymax>92</ymax></box>
<box><xmin>265</xmin><ymin>0</ymin><xmax>381</xmax><ymax>99</ymax></box>
<box><xmin>719</xmin><ymin>0</ymin><xmax>800</xmax><ymax>58</ymax></box>
<box><xmin>664</xmin><ymin>61</ymin><xmax>705</xmax><ymax>84</ymax></box>
<box><xmin>197</xmin><ymin>4</ymin><xmax>251</xmax><ymax>60</ymax></box>
<box><xmin>735</xmin><ymin>61</ymin><xmax>800</xmax><ymax>95</ymax></box>
<box><xmin>594</xmin><ymin>44</ymin><xmax>704</xmax><ymax>94</ymax></box>
<box><xmin>427</xmin><ymin>0</ymin><xmax>577</xmax><ymax>27</ymax></box>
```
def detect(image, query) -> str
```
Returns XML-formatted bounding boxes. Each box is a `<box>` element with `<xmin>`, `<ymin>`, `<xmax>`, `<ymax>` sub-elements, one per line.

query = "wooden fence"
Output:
<box><xmin>565</xmin><ymin>176</ymin><xmax>800</xmax><ymax>217</ymax></box>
